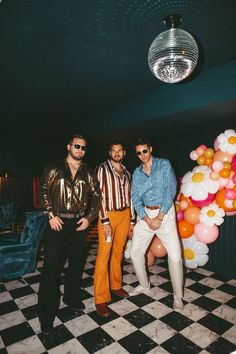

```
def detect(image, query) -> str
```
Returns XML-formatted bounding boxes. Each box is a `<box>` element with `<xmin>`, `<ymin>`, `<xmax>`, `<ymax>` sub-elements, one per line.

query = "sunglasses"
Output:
<box><xmin>71</xmin><ymin>144</ymin><xmax>87</xmax><ymax>151</ymax></box>
<box><xmin>136</xmin><ymin>149</ymin><xmax>148</xmax><ymax>156</ymax></box>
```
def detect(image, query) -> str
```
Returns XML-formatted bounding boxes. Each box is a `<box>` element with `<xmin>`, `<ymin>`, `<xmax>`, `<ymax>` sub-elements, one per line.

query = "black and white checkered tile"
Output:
<box><xmin>0</xmin><ymin>237</ymin><xmax>236</xmax><ymax>354</ymax></box>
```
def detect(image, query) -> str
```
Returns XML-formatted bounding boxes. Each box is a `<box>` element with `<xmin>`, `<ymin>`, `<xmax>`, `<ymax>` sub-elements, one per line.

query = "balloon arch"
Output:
<box><xmin>126</xmin><ymin>129</ymin><xmax>236</xmax><ymax>269</ymax></box>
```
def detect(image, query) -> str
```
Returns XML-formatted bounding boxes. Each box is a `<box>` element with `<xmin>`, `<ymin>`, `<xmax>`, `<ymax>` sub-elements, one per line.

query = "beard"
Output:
<box><xmin>111</xmin><ymin>155</ymin><xmax>123</xmax><ymax>163</ymax></box>
<box><xmin>69</xmin><ymin>150</ymin><xmax>83</xmax><ymax>161</ymax></box>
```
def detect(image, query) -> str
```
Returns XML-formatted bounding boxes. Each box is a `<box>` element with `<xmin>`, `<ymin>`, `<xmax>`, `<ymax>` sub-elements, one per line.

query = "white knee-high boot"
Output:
<box><xmin>168</xmin><ymin>258</ymin><xmax>184</xmax><ymax>312</ymax></box>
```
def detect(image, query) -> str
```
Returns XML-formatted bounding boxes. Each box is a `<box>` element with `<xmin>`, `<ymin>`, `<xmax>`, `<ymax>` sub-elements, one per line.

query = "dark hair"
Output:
<box><xmin>109</xmin><ymin>140</ymin><xmax>126</xmax><ymax>151</ymax></box>
<box><xmin>68</xmin><ymin>134</ymin><xmax>87</xmax><ymax>145</ymax></box>
<box><xmin>134</xmin><ymin>137</ymin><xmax>152</xmax><ymax>147</ymax></box>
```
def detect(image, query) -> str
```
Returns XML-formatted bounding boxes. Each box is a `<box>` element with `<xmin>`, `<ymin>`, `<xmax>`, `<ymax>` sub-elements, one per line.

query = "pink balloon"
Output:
<box><xmin>194</xmin><ymin>223</ymin><xmax>219</xmax><ymax>244</ymax></box>
<box><xmin>224</xmin><ymin>189</ymin><xmax>236</xmax><ymax>200</ymax></box>
<box><xmin>232</xmin><ymin>154</ymin><xmax>236</xmax><ymax>172</ymax></box>
<box><xmin>213</xmin><ymin>138</ymin><xmax>220</xmax><ymax>151</ymax></box>
<box><xmin>189</xmin><ymin>150</ymin><xmax>198</xmax><ymax>161</ymax></box>
<box><xmin>232</xmin><ymin>173</ymin><xmax>236</xmax><ymax>185</ymax></box>
<box><xmin>226</xmin><ymin>178</ymin><xmax>235</xmax><ymax>189</ymax></box>
<box><xmin>226</xmin><ymin>211</ymin><xmax>236</xmax><ymax>216</ymax></box>
<box><xmin>219</xmin><ymin>177</ymin><xmax>229</xmax><ymax>188</ymax></box>
<box><xmin>199</xmin><ymin>144</ymin><xmax>207</xmax><ymax>150</ymax></box>
<box><xmin>225</xmin><ymin>199</ymin><xmax>233</xmax><ymax>208</ymax></box>
<box><xmin>190</xmin><ymin>193</ymin><xmax>215</xmax><ymax>208</ymax></box>
<box><xmin>177</xmin><ymin>210</ymin><xmax>184</xmax><ymax>221</ymax></box>
<box><xmin>212</xmin><ymin>160</ymin><xmax>224</xmax><ymax>172</ymax></box>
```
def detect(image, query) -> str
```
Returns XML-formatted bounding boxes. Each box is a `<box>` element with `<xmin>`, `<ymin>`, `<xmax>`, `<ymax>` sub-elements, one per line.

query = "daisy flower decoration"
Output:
<box><xmin>182</xmin><ymin>235</ymin><xmax>209</xmax><ymax>269</ymax></box>
<box><xmin>199</xmin><ymin>203</ymin><xmax>225</xmax><ymax>227</ymax></box>
<box><xmin>217</xmin><ymin>129</ymin><xmax>236</xmax><ymax>155</ymax></box>
<box><xmin>181</xmin><ymin>165</ymin><xmax>220</xmax><ymax>201</ymax></box>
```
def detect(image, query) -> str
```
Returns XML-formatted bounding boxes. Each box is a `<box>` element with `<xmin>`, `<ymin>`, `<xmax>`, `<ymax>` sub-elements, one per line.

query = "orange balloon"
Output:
<box><xmin>178</xmin><ymin>220</ymin><xmax>194</xmax><ymax>238</ymax></box>
<box><xmin>150</xmin><ymin>237</ymin><xmax>167</xmax><ymax>258</ymax></box>
<box><xmin>179</xmin><ymin>194</ymin><xmax>194</xmax><ymax>207</ymax></box>
<box><xmin>175</xmin><ymin>203</ymin><xmax>181</xmax><ymax>212</ymax></box>
<box><xmin>219</xmin><ymin>168</ymin><xmax>231</xmax><ymax>178</ymax></box>
<box><xmin>146</xmin><ymin>250</ymin><xmax>155</xmax><ymax>267</ymax></box>
<box><xmin>205</xmin><ymin>157</ymin><xmax>213</xmax><ymax>167</ymax></box>
<box><xmin>213</xmin><ymin>150</ymin><xmax>233</xmax><ymax>163</ymax></box>
<box><xmin>184</xmin><ymin>207</ymin><xmax>200</xmax><ymax>225</ymax></box>
<box><xmin>215</xmin><ymin>189</ymin><xmax>235</xmax><ymax>212</ymax></box>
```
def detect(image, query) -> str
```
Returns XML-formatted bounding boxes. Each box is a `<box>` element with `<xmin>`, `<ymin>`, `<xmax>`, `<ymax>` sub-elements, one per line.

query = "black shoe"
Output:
<box><xmin>41</xmin><ymin>323</ymin><xmax>53</xmax><ymax>336</ymax></box>
<box><xmin>64</xmin><ymin>300</ymin><xmax>85</xmax><ymax>312</ymax></box>
<box><xmin>71</xmin><ymin>301</ymin><xmax>85</xmax><ymax>312</ymax></box>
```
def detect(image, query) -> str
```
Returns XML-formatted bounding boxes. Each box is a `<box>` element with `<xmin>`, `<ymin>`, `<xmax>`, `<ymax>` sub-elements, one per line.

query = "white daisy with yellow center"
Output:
<box><xmin>217</xmin><ymin>129</ymin><xmax>236</xmax><ymax>155</ymax></box>
<box><xmin>199</xmin><ymin>203</ymin><xmax>225</xmax><ymax>227</ymax></box>
<box><xmin>182</xmin><ymin>235</ymin><xmax>209</xmax><ymax>269</ymax></box>
<box><xmin>181</xmin><ymin>166</ymin><xmax>220</xmax><ymax>201</ymax></box>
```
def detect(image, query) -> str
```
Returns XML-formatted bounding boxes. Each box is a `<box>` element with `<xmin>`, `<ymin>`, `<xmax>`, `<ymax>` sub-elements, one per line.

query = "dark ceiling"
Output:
<box><xmin>1</xmin><ymin>0</ymin><xmax>236</xmax><ymax>141</ymax></box>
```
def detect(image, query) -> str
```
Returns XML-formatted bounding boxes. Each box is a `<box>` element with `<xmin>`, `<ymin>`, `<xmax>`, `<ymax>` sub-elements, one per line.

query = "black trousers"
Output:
<box><xmin>38</xmin><ymin>219</ymin><xmax>88</xmax><ymax>327</ymax></box>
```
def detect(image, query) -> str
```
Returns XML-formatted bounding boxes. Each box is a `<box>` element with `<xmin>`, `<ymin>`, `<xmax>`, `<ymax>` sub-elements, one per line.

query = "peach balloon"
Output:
<box><xmin>150</xmin><ymin>237</ymin><xmax>167</xmax><ymax>258</ymax></box>
<box><xmin>196</xmin><ymin>146</ymin><xmax>205</xmax><ymax>156</ymax></box>
<box><xmin>146</xmin><ymin>250</ymin><xmax>155</xmax><ymax>267</ymax></box>
<box><xmin>213</xmin><ymin>150</ymin><xmax>233</xmax><ymax>163</ymax></box>
<box><xmin>180</xmin><ymin>200</ymin><xmax>189</xmax><ymax>210</ymax></box>
<box><xmin>184</xmin><ymin>207</ymin><xmax>200</xmax><ymax>225</ymax></box>
<box><xmin>210</xmin><ymin>171</ymin><xmax>219</xmax><ymax>181</ymax></box>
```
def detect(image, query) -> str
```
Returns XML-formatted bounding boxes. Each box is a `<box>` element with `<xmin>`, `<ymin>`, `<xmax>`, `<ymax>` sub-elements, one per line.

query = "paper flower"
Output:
<box><xmin>199</xmin><ymin>203</ymin><xmax>225</xmax><ymax>226</ymax></box>
<box><xmin>182</xmin><ymin>235</ymin><xmax>209</xmax><ymax>269</ymax></box>
<box><xmin>217</xmin><ymin>129</ymin><xmax>236</xmax><ymax>155</ymax></box>
<box><xmin>181</xmin><ymin>166</ymin><xmax>220</xmax><ymax>200</ymax></box>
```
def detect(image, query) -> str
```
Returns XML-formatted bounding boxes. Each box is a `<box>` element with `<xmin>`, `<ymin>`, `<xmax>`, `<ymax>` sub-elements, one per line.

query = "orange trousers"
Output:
<box><xmin>94</xmin><ymin>208</ymin><xmax>131</xmax><ymax>304</ymax></box>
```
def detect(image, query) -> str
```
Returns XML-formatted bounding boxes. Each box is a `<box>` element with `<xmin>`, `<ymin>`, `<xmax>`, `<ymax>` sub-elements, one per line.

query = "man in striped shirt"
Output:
<box><xmin>94</xmin><ymin>141</ymin><xmax>135</xmax><ymax>317</ymax></box>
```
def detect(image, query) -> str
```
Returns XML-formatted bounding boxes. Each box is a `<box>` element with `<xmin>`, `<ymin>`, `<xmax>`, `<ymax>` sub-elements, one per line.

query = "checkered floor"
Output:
<box><xmin>0</xmin><ymin>236</ymin><xmax>236</xmax><ymax>354</ymax></box>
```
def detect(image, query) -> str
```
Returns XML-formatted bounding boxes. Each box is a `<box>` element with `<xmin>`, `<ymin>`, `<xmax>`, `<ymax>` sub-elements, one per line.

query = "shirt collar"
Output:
<box><xmin>139</xmin><ymin>156</ymin><xmax>156</xmax><ymax>173</ymax></box>
<box><xmin>107</xmin><ymin>159</ymin><xmax>126</xmax><ymax>172</ymax></box>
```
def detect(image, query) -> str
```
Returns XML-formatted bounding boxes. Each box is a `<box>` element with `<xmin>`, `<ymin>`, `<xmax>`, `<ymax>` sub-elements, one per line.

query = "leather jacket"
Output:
<box><xmin>40</xmin><ymin>159</ymin><xmax>101</xmax><ymax>223</ymax></box>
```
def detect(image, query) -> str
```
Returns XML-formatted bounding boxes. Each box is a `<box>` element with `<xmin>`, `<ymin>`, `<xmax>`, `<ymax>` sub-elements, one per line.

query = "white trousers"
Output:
<box><xmin>130</xmin><ymin>205</ymin><xmax>183</xmax><ymax>297</ymax></box>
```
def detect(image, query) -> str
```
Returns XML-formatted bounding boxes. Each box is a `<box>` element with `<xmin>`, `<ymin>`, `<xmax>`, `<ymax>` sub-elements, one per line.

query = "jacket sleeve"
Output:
<box><xmin>131</xmin><ymin>170</ymin><xmax>147</xmax><ymax>220</ymax></box>
<box><xmin>39</xmin><ymin>163</ymin><xmax>56</xmax><ymax>219</ymax></box>
<box><xmin>84</xmin><ymin>169</ymin><xmax>102</xmax><ymax>223</ymax></box>
<box><xmin>97</xmin><ymin>165</ymin><xmax>110</xmax><ymax>224</ymax></box>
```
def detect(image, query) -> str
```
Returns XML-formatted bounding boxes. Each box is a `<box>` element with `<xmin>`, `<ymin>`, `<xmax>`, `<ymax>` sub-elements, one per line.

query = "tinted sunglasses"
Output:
<box><xmin>136</xmin><ymin>149</ymin><xmax>148</xmax><ymax>156</ymax></box>
<box><xmin>71</xmin><ymin>144</ymin><xmax>87</xmax><ymax>151</ymax></box>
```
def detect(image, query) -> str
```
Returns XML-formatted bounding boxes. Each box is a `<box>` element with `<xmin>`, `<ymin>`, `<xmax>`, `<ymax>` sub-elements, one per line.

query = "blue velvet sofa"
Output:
<box><xmin>0</xmin><ymin>211</ymin><xmax>47</xmax><ymax>281</ymax></box>
<box><xmin>0</xmin><ymin>201</ymin><xmax>19</xmax><ymax>233</ymax></box>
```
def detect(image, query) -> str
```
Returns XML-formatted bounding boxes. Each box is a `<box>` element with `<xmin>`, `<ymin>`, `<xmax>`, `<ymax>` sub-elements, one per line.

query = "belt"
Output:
<box><xmin>59</xmin><ymin>212</ymin><xmax>85</xmax><ymax>219</ymax></box>
<box><xmin>145</xmin><ymin>205</ymin><xmax>160</xmax><ymax>210</ymax></box>
<box><xmin>113</xmin><ymin>206</ymin><xmax>128</xmax><ymax>212</ymax></box>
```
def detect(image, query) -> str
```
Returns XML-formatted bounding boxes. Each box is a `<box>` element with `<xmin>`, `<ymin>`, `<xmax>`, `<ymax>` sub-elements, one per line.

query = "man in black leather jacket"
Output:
<box><xmin>38</xmin><ymin>133</ymin><xmax>101</xmax><ymax>335</ymax></box>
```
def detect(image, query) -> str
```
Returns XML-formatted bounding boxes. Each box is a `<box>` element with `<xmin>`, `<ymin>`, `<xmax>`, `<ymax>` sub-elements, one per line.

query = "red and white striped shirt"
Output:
<box><xmin>97</xmin><ymin>159</ymin><xmax>135</xmax><ymax>224</ymax></box>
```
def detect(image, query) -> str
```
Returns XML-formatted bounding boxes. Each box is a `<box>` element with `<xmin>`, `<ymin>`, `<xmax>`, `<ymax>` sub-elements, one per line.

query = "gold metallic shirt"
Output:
<box><xmin>40</xmin><ymin>159</ymin><xmax>101</xmax><ymax>222</ymax></box>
